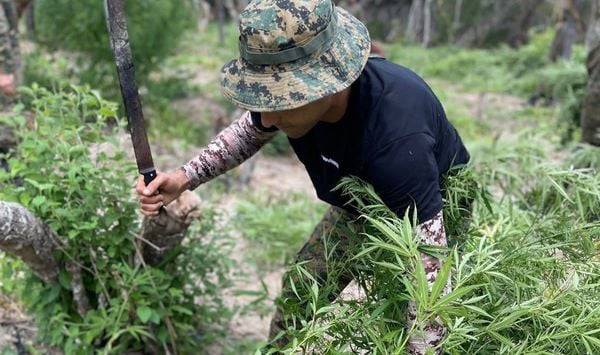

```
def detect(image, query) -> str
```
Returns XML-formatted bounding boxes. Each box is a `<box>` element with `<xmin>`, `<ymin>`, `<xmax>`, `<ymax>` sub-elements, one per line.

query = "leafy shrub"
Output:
<box><xmin>34</xmin><ymin>0</ymin><xmax>196</xmax><ymax>79</ymax></box>
<box><xmin>0</xmin><ymin>85</ymin><xmax>232</xmax><ymax>353</ymax></box>
<box><xmin>29</xmin><ymin>0</ymin><xmax>197</xmax><ymax>110</ymax></box>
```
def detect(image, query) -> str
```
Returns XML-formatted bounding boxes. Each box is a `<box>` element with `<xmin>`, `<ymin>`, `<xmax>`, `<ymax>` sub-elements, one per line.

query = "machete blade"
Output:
<box><xmin>104</xmin><ymin>0</ymin><xmax>156</xmax><ymax>185</ymax></box>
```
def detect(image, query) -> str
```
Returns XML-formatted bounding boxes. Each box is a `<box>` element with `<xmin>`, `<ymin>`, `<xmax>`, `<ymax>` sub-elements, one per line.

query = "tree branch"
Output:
<box><xmin>65</xmin><ymin>261</ymin><xmax>91</xmax><ymax>317</ymax></box>
<box><xmin>0</xmin><ymin>201</ymin><xmax>59</xmax><ymax>283</ymax></box>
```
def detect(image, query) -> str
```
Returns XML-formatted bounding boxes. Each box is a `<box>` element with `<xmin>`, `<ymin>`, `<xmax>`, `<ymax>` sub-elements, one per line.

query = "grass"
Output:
<box><xmin>388</xmin><ymin>30</ymin><xmax>587</xmax><ymax>98</ymax></box>
<box><xmin>233</xmin><ymin>192</ymin><xmax>328</xmax><ymax>271</ymax></box>
<box><xmin>268</xmin><ymin>149</ymin><xmax>600</xmax><ymax>353</ymax></box>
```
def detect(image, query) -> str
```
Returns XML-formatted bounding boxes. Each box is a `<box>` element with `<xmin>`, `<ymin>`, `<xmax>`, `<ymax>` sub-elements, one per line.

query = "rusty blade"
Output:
<box><xmin>104</xmin><ymin>0</ymin><xmax>156</xmax><ymax>183</ymax></box>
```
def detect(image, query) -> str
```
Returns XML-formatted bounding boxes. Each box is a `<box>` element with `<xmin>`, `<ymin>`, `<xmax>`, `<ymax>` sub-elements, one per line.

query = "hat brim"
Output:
<box><xmin>220</xmin><ymin>7</ymin><xmax>371</xmax><ymax>112</ymax></box>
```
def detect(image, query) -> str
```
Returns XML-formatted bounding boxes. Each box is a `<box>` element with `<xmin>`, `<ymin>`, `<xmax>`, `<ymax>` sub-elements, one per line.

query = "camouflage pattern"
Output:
<box><xmin>181</xmin><ymin>110</ymin><xmax>277</xmax><ymax>190</ymax></box>
<box><xmin>0</xmin><ymin>0</ymin><xmax>18</xmax><ymax>74</ymax></box>
<box><xmin>0</xmin><ymin>0</ymin><xmax>20</xmax><ymax>109</ymax></box>
<box><xmin>407</xmin><ymin>211</ymin><xmax>450</xmax><ymax>355</ymax></box>
<box><xmin>220</xmin><ymin>0</ymin><xmax>370</xmax><ymax>112</ymax></box>
<box><xmin>268</xmin><ymin>208</ymin><xmax>451</xmax><ymax>354</ymax></box>
<box><xmin>0</xmin><ymin>0</ymin><xmax>19</xmax><ymax>161</ymax></box>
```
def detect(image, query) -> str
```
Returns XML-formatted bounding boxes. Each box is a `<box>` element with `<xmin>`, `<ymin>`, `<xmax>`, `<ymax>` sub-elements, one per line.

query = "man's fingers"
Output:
<box><xmin>139</xmin><ymin>193</ymin><xmax>163</xmax><ymax>205</ymax></box>
<box><xmin>138</xmin><ymin>173</ymin><xmax>165</xmax><ymax>196</ymax></box>
<box><xmin>136</xmin><ymin>176</ymin><xmax>146</xmax><ymax>195</ymax></box>
<box><xmin>146</xmin><ymin>174</ymin><xmax>167</xmax><ymax>196</ymax></box>
<box><xmin>141</xmin><ymin>201</ymin><xmax>163</xmax><ymax>213</ymax></box>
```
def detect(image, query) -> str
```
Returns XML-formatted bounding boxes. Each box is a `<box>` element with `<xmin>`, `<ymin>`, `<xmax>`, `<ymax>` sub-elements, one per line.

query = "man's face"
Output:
<box><xmin>260</xmin><ymin>96</ymin><xmax>333</xmax><ymax>139</ymax></box>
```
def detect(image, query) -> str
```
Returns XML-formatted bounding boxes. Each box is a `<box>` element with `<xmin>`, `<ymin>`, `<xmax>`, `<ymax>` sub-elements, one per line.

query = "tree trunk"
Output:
<box><xmin>140</xmin><ymin>190</ymin><xmax>202</xmax><ymax>267</ymax></box>
<box><xmin>406</xmin><ymin>0</ymin><xmax>425</xmax><ymax>43</ymax></box>
<box><xmin>455</xmin><ymin>3</ymin><xmax>512</xmax><ymax>48</ymax></box>
<box><xmin>0</xmin><ymin>201</ymin><xmax>60</xmax><ymax>283</ymax></box>
<box><xmin>217</xmin><ymin>0</ymin><xmax>225</xmax><ymax>44</ymax></box>
<box><xmin>25</xmin><ymin>0</ymin><xmax>35</xmax><ymax>39</ymax></box>
<box><xmin>14</xmin><ymin>0</ymin><xmax>31</xmax><ymax>18</ymax></box>
<box><xmin>508</xmin><ymin>0</ymin><xmax>544</xmax><ymax>48</ymax></box>
<box><xmin>550</xmin><ymin>0</ymin><xmax>580</xmax><ymax>62</ymax></box>
<box><xmin>581</xmin><ymin>0</ymin><xmax>600</xmax><ymax>146</ymax></box>
<box><xmin>588</xmin><ymin>0</ymin><xmax>600</xmax><ymax>48</ymax></box>
<box><xmin>449</xmin><ymin>0</ymin><xmax>462</xmax><ymax>43</ymax></box>
<box><xmin>422</xmin><ymin>0</ymin><xmax>433</xmax><ymax>47</ymax></box>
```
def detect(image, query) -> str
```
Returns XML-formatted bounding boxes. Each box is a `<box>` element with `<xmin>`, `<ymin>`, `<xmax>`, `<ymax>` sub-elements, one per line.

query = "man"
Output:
<box><xmin>137</xmin><ymin>0</ymin><xmax>469</xmax><ymax>353</ymax></box>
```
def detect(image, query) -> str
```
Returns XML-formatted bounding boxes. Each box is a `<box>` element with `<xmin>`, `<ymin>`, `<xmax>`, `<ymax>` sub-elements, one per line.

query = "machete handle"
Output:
<box><xmin>141</xmin><ymin>168</ymin><xmax>157</xmax><ymax>186</ymax></box>
<box><xmin>140</xmin><ymin>168</ymin><xmax>165</xmax><ymax>213</ymax></box>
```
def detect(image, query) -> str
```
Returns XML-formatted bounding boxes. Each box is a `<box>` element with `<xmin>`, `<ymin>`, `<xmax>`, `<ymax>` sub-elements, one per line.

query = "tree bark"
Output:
<box><xmin>0</xmin><ymin>201</ymin><xmax>60</xmax><ymax>283</ymax></box>
<box><xmin>140</xmin><ymin>190</ymin><xmax>202</xmax><ymax>267</ymax></box>
<box><xmin>581</xmin><ymin>0</ymin><xmax>600</xmax><ymax>146</ymax></box>
<box><xmin>550</xmin><ymin>0</ymin><xmax>580</xmax><ymax>62</ymax></box>
<box><xmin>422</xmin><ymin>0</ymin><xmax>433</xmax><ymax>47</ymax></box>
<box><xmin>508</xmin><ymin>0</ymin><xmax>544</xmax><ymax>48</ymax></box>
<box><xmin>66</xmin><ymin>261</ymin><xmax>91</xmax><ymax>317</ymax></box>
<box><xmin>406</xmin><ymin>0</ymin><xmax>425</xmax><ymax>43</ymax></box>
<box><xmin>449</xmin><ymin>0</ymin><xmax>462</xmax><ymax>43</ymax></box>
<box><xmin>455</xmin><ymin>3</ymin><xmax>512</xmax><ymax>48</ymax></box>
<box><xmin>588</xmin><ymin>0</ymin><xmax>600</xmax><ymax>48</ymax></box>
<box><xmin>217</xmin><ymin>0</ymin><xmax>225</xmax><ymax>44</ymax></box>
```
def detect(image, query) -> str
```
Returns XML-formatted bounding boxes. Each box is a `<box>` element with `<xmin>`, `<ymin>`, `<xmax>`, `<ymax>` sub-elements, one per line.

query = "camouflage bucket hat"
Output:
<box><xmin>220</xmin><ymin>0</ymin><xmax>371</xmax><ymax>112</ymax></box>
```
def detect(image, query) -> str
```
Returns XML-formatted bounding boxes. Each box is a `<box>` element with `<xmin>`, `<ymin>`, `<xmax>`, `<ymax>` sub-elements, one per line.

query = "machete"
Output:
<box><xmin>104</xmin><ymin>0</ymin><xmax>157</xmax><ymax>186</ymax></box>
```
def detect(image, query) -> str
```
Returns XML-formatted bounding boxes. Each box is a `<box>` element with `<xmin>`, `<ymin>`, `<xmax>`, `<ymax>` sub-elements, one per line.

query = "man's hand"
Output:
<box><xmin>136</xmin><ymin>169</ymin><xmax>190</xmax><ymax>216</ymax></box>
<box><xmin>0</xmin><ymin>73</ymin><xmax>16</xmax><ymax>97</ymax></box>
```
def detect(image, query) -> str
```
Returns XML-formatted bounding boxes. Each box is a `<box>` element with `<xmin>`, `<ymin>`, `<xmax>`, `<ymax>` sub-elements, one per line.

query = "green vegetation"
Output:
<box><xmin>234</xmin><ymin>192</ymin><xmax>327</xmax><ymax>271</ymax></box>
<box><xmin>0</xmin><ymin>86</ymin><xmax>233</xmax><ymax>353</ymax></box>
<box><xmin>2</xmin><ymin>10</ymin><xmax>599</xmax><ymax>354</ymax></box>
<box><xmin>34</xmin><ymin>0</ymin><xmax>196</xmax><ymax>80</ymax></box>
<box><xmin>389</xmin><ymin>30</ymin><xmax>587</xmax><ymax>143</ymax></box>
<box><xmin>268</xmin><ymin>151</ymin><xmax>599</xmax><ymax>353</ymax></box>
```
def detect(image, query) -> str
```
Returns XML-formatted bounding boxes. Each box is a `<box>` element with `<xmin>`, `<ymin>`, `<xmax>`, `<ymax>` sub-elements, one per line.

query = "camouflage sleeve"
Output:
<box><xmin>0</xmin><ymin>0</ymin><xmax>17</xmax><ymax>73</ymax></box>
<box><xmin>180</xmin><ymin>110</ymin><xmax>277</xmax><ymax>190</ymax></box>
<box><xmin>0</xmin><ymin>4</ymin><xmax>10</xmax><ymax>72</ymax></box>
<box><xmin>407</xmin><ymin>211</ymin><xmax>450</xmax><ymax>355</ymax></box>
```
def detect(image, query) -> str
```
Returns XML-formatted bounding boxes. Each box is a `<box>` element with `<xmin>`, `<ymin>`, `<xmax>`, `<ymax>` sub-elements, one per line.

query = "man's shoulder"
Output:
<box><xmin>359</xmin><ymin>59</ymin><xmax>438</xmax><ymax>121</ymax></box>
<box><xmin>362</xmin><ymin>58</ymin><xmax>431</xmax><ymax>94</ymax></box>
<box><xmin>356</xmin><ymin>59</ymin><xmax>442</xmax><ymax>156</ymax></box>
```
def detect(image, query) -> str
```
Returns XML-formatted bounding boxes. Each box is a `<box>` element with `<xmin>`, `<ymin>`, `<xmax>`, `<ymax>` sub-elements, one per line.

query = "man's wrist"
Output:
<box><xmin>176</xmin><ymin>166</ymin><xmax>192</xmax><ymax>191</ymax></box>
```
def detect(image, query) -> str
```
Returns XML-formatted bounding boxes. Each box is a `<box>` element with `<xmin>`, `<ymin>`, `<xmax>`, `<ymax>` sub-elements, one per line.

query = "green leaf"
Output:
<box><xmin>150</xmin><ymin>311</ymin><xmax>161</xmax><ymax>325</ymax></box>
<box><xmin>46</xmin><ymin>284</ymin><xmax>61</xmax><ymax>304</ymax></box>
<box><xmin>429</xmin><ymin>251</ymin><xmax>454</xmax><ymax>306</ymax></box>
<box><xmin>171</xmin><ymin>305</ymin><xmax>193</xmax><ymax>316</ymax></box>
<box><xmin>31</xmin><ymin>195</ymin><xmax>47</xmax><ymax>207</ymax></box>
<box><xmin>136</xmin><ymin>306</ymin><xmax>154</xmax><ymax>324</ymax></box>
<box><xmin>58</xmin><ymin>271</ymin><xmax>71</xmax><ymax>290</ymax></box>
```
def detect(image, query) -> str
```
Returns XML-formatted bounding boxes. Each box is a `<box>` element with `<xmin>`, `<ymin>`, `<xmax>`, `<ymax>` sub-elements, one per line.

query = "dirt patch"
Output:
<box><xmin>452</xmin><ymin>91</ymin><xmax>525</xmax><ymax>122</ymax></box>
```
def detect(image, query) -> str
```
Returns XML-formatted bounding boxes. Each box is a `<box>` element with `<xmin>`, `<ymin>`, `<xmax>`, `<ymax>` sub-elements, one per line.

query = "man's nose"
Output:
<box><xmin>261</xmin><ymin>113</ymin><xmax>280</xmax><ymax>128</ymax></box>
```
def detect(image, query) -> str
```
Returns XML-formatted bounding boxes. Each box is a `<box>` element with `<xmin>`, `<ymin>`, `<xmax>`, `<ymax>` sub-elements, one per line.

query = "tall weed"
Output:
<box><xmin>267</xmin><ymin>137</ymin><xmax>600</xmax><ymax>354</ymax></box>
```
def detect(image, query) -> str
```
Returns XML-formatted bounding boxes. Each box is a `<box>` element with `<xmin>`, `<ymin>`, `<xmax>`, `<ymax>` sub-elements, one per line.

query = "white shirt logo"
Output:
<box><xmin>321</xmin><ymin>155</ymin><xmax>339</xmax><ymax>169</ymax></box>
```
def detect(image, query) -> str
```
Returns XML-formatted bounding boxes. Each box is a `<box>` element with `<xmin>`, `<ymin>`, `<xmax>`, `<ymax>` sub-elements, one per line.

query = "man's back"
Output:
<box><xmin>287</xmin><ymin>57</ymin><xmax>470</xmax><ymax>221</ymax></box>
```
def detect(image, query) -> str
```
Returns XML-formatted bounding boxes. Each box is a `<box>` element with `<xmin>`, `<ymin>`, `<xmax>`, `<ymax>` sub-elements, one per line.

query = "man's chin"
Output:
<box><xmin>281</xmin><ymin>127</ymin><xmax>312</xmax><ymax>139</ymax></box>
<box><xmin>285</xmin><ymin>131</ymin><xmax>306</xmax><ymax>139</ymax></box>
